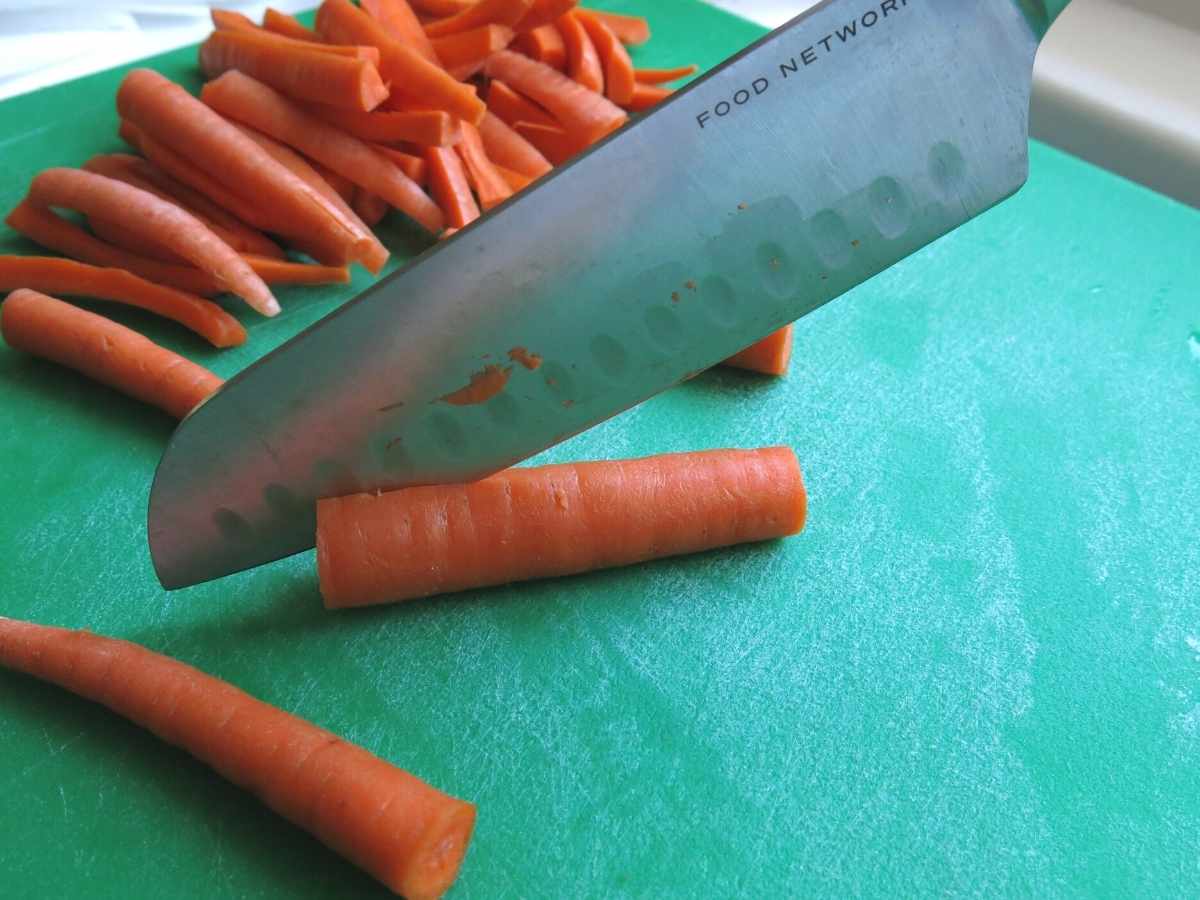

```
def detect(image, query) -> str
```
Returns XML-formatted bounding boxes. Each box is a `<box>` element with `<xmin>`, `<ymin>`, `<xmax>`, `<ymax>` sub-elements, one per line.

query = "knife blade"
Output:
<box><xmin>149</xmin><ymin>0</ymin><xmax>1069</xmax><ymax>589</ymax></box>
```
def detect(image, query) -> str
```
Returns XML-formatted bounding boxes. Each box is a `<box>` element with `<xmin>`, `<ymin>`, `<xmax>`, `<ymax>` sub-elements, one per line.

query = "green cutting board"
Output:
<box><xmin>3</xmin><ymin>2</ymin><xmax>1199</xmax><ymax>897</ymax></box>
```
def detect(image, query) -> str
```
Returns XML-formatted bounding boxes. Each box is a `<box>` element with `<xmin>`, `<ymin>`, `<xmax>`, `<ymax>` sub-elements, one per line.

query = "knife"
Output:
<box><xmin>149</xmin><ymin>0</ymin><xmax>1071</xmax><ymax>589</ymax></box>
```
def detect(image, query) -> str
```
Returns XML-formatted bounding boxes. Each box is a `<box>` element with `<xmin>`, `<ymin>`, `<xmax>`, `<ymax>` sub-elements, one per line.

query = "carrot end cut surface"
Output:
<box><xmin>722</xmin><ymin>326</ymin><xmax>795</xmax><ymax>376</ymax></box>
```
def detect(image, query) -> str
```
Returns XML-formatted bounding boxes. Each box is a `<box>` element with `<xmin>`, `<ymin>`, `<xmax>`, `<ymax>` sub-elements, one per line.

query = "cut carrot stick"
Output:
<box><xmin>308</xmin><ymin>159</ymin><xmax>357</xmax><ymax>203</ymax></box>
<box><xmin>27</xmin><ymin>168</ymin><xmax>278</xmax><ymax>317</ymax></box>
<box><xmin>512</xmin><ymin>24</ymin><xmax>566</xmax><ymax>69</ymax></box>
<box><xmin>203</xmin><ymin>72</ymin><xmax>444</xmax><ymax>234</ymax></box>
<box><xmin>411</xmin><ymin>0</ymin><xmax>473</xmax><ymax>15</ymax></box>
<box><xmin>243</xmin><ymin>256</ymin><xmax>351</xmax><ymax>285</ymax></box>
<box><xmin>514</xmin><ymin>0</ymin><xmax>578</xmax><ymax>32</ymax></box>
<box><xmin>722</xmin><ymin>326</ymin><xmax>794</xmax><ymax>376</ymax></box>
<box><xmin>317</xmin><ymin>447</ymin><xmax>807</xmax><ymax>607</ymax></box>
<box><xmin>494</xmin><ymin>164</ymin><xmax>535</xmax><ymax>192</ymax></box>
<box><xmin>477</xmin><ymin>112</ymin><xmax>552</xmax><ymax>177</ymax></box>
<box><xmin>455</xmin><ymin>121</ymin><xmax>513</xmax><ymax>211</ymax></box>
<box><xmin>199</xmin><ymin>29</ymin><xmax>389</xmax><ymax>112</ymax></box>
<box><xmin>423</xmin><ymin>0</ymin><xmax>534</xmax><ymax>38</ymax></box>
<box><xmin>211</xmin><ymin>8</ymin><xmax>264</xmax><ymax>33</ymax></box>
<box><xmin>360</xmin><ymin>0</ymin><xmax>440</xmax><ymax>63</ymax></box>
<box><xmin>305</xmin><ymin>104</ymin><xmax>459</xmax><ymax>146</ymax></box>
<box><xmin>87</xmin><ymin>216</ymin><xmax>189</xmax><ymax>263</ymax></box>
<box><xmin>262</xmin><ymin>7</ymin><xmax>319</xmax><ymax>41</ymax></box>
<box><xmin>430</xmin><ymin>24</ymin><xmax>514</xmax><ymax>70</ymax></box>
<box><xmin>484</xmin><ymin>51</ymin><xmax>626</xmax><ymax>145</ymax></box>
<box><xmin>556</xmin><ymin>11</ymin><xmax>603</xmax><ymax>93</ymax></box>
<box><xmin>512</xmin><ymin>121</ymin><xmax>579</xmax><ymax>165</ymax></box>
<box><xmin>1</xmin><ymin>290</ymin><xmax>223</xmax><ymax>418</ymax></box>
<box><xmin>370</xmin><ymin>144</ymin><xmax>429</xmax><ymax>185</ymax></box>
<box><xmin>352</xmin><ymin>189</ymin><xmax>390</xmax><ymax>227</ymax></box>
<box><xmin>626</xmin><ymin>82</ymin><xmax>672</xmax><ymax>112</ymax></box>
<box><xmin>316</xmin><ymin>0</ymin><xmax>485</xmax><ymax>124</ymax></box>
<box><xmin>634</xmin><ymin>64</ymin><xmax>698</xmax><ymax>84</ymax></box>
<box><xmin>485</xmin><ymin>79</ymin><xmax>557</xmax><ymax>128</ymax></box>
<box><xmin>0</xmin><ymin>257</ymin><xmax>244</xmax><ymax>348</ymax></box>
<box><xmin>0</xmin><ymin>616</ymin><xmax>477</xmax><ymax>899</ymax></box>
<box><xmin>587</xmin><ymin>9</ymin><xmax>649</xmax><ymax>45</ymax></box>
<box><xmin>575</xmin><ymin>9</ymin><xmax>635</xmax><ymax>105</ymax></box>
<box><xmin>117</xmin><ymin>69</ymin><xmax>365</xmax><ymax>268</ymax></box>
<box><xmin>425</xmin><ymin>146</ymin><xmax>480</xmax><ymax>228</ymax></box>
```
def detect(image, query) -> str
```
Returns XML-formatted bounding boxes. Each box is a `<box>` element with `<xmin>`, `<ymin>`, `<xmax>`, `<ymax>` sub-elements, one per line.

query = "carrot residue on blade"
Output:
<box><xmin>306</xmin><ymin>104</ymin><xmax>459</xmax><ymax>146</ymax></box>
<box><xmin>455</xmin><ymin>121</ymin><xmax>513</xmax><ymax>211</ymax></box>
<box><xmin>425</xmin><ymin>146</ymin><xmax>480</xmax><ymax>229</ymax></box>
<box><xmin>1</xmin><ymin>290</ymin><xmax>223</xmax><ymax>418</ymax></box>
<box><xmin>262</xmin><ymin>7</ymin><xmax>318</xmax><ymax>40</ymax></box>
<box><xmin>635</xmin><ymin>64</ymin><xmax>698</xmax><ymax>84</ymax></box>
<box><xmin>575</xmin><ymin>9</ymin><xmax>635</xmax><ymax>105</ymax></box>
<box><xmin>507</xmin><ymin>346</ymin><xmax>542</xmax><ymax>369</ymax></box>
<box><xmin>423</xmin><ymin>0</ymin><xmax>534</xmax><ymax>38</ymax></box>
<box><xmin>439</xmin><ymin>363</ymin><xmax>512</xmax><ymax>406</ymax></box>
<box><xmin>477</xmin><ymin>113</ymin><xmax>552</xmax><ymax>178</ymax></box>
<box><xmin>722</xmin><ymin>325</ymin><xmax>794</xmax><ymax>376</ymax></box>
<box><xmin>556</xmin><ymin>11</ymin><xmax>603</xmax><ymax>94</ymax></box>
<box><xmin>360</xmin><ymin>0</ymin><xmax>441</xmax><ymax>63</ymax></box>
<box><xmin>587</xmin><ymin>9</ymin><xmax>649</xmax><ymax>45</ymax></box>
<box><xmin>317</xmin><ymin>447</ymin><xmax>807</xmax><ymax>607</ymax></box>
<box><xmin>0</xmin><ymin>616</ymin><xmax>477</xmax><ymax>900</ymax></box>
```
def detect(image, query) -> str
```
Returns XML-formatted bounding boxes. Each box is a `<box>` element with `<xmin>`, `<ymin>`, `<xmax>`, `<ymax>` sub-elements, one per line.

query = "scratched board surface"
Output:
<box><xmin>2</xmin><ymin>2</ymin><xmax>1199</xmax><ymax>897</ymax></box>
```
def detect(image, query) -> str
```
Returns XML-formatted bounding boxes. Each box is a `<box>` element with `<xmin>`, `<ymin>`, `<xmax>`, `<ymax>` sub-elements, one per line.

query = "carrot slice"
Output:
<box><xmin>423</xmin><ymin>0</ymin><xmax>534</xmax><ymax>37</ymax></box>
<box><xmin>484</xmin><ymin>51</ymin><xmax>626</xmax><ymax>144</ymax></box>
<box><xmin>485</xmin><ymin>79</ymin><xmax>557</xmax><ymax>128</ymax></box>
<box><xmin>555</xmin><ymin>11</ymin><xmax>603</xmax><ymax>93</ymax></box>
<box><xmin>352</xmin><ymin>189</ymin><xmax>390</xmax><ymax>227</ymax></box>
<box><xmin>430</xmin><ymin>24</ymin><xmax>514</xmax><ymax>69</ymax></box>
<box><xmin>722</xmin><ymin>326</ymin><xmax>795</xmax><ymax>376</ymax></box>
<box><xmin>305</xmin><ymin>104</ymin><xmax>459</xmax><ymax>146</ymax></box>
<box><xmin>370</xmin><ymin>144</ymin><xmax>429</xmax><ymax>185</ymax></box>
<box><xmin>512</xmin><ymin>23</ymin><xmax>566</xmax><ymax>69</ymax></box>
<box><xmin>514</xmin><ymin>0</ymin><xmax>578</xmax><ymax>32</ymax></box>
<box><xmin>243</xmin><ymin>256</ymin><xmax>351</xmax><ymax>285</ymax></box>
<box><xmin>0</xmin><ymin>257</ymin><xmax>244</xmax><ymax>348</ymax></box>
<box><xmin>316</xmin><ymin>0</ymin><xmax>485</xmax><ymax>124</ymax></box>
<box><xmin>635</xmin><ymin>64</ymin><xmax>698</xmax><ymax>84</ymax></box>
<box><xmin>425</xmin><ymin>147</ymin><xmax>480</xmax><ymax>228</ymax></box>
<box><xmin>1</xmin><ymin>290</ymin><xmax>223</xmax><ymax>418</ymax></box>
<box><xmin>317</xmin><ymin>447</ymin><xmax>807</xmax><ymax>607</ymax></box>
<box><xmin>512</xmin><ymin>121</ymin><xmax>579</xmax><ymax>165</ymax></box>
<box><xmin>626</xmin><ymin>82</ymin><xmax>672</xmax><ymax>111</ymax></box>
<box><xmin>575</xmin><ymin>9</ymin><xmax>635</xmax><ymax>105</ymax></box>
<box><xmin>587</xmin><ymin>9</ymin><xmax>649</xmax><ymax>45</ymax></box>
<box><xmin>262</xmin><ymin>7</ymin><xmax>319</xmax><ymax>41</ymax></box>
<box><xmin>0</xmin><ymin>616</ymin><xmax>477</xmax><ymax>899</ymax></box>
<box><xmin>494</xmin><ymin>164</ymin><xmax>535</xmax><ymax>192</ymax></box>
<box><xmin>477</xmin><ymin>112</ymin><xmax>552</xmax><ymax>177</ymax></box>
<box><xmin>203</xmin><ymin>72</ymin><xmax>444</xmax><ymax>234</ymax></box>
<box><xmin>360</xmin><ymin>0</ymin><xmax>440</xmax><ymax>63</ymax></box>
<box><xmin>455</xmin><ymin>121</ymin><xmax>513</xmax><ymax>210</ymax></box>
<box><xmin>27</xmin><ymin>168</ymin><xmax>278</xmax><ymax>317</ymax></box>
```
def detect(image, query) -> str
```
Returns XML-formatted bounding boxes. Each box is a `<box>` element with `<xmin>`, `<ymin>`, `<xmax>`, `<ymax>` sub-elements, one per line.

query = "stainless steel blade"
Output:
<box><xmin>150</xmin><ymin>0</ymin><xmax>1058</xmax><ymax>588</ymax></box>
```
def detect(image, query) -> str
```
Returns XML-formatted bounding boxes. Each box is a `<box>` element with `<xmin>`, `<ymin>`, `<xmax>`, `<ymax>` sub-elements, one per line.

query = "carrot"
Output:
<box><xmin>575</xmin><ymin>9</ymin><xmax>635</xmax><ymax>105</ymax></box>
<box><xmin>317</xmin><ymin>447</ymin><xmax>806</xmax><ymax>607</ymax></box>
<box><xmin>262</xmin><ymin>7</ymin><xmax>319</xmax><ymax>41</ymax></box>
<box><xmin>360</xmin><ymin>0</ymin><xmax>440</xmax><ymax>64</ymax></box>
<box><xmin>514</xmin><ymin>0</ymin><xmax>578</xmax><ymax>32</ymax></box>
<box><xmin>494</xmin><ymin>164</ymin><xmax>535</xmax><ymax>192</ymax></box>
<box><xmin>429</xmin><ymin>24</ymin><xmax>514</xmax><ymax>73</ymax></box>
<box><xmin>211</xmin><ymin>8</ymin><xmax>265</xmax><ymax>33</ymax></box>
<box><xmin>477</xmin><ymin>112</ymin><xmax>552</xmax><ymax>177</ymax></box>
<box><xmin>353</xmin><ymin>189</ymin><xmax>390</xmax><ymax>227</ymax></box>
<box><xmin>512</xmin><ymin>121</ymin><xmax>579</xmax><ymax>165</ymax></box>
<box><xmin>485</xmin><ymin>79</ymin><xmax>557</xmax><ymax>129</ymax></box>
<box><xmin>0</xmin><ymin>616</ymin><xmax>477</xmax><ymax>899</ymax></box>
<box><xmin>587</xmin><ymin>9</ymin><xmax>649</xmax><ymax>45</ymax></box>
<box><xmin>199</xmin><ymin>29</ymin><xmax>389</xmax><ymax>112</ymax></box>
<box><xmin>722</xmin><ymin>326</ymin><xmax>795</xmax><ymax>376</ymax></box>
<box><xmin>455</xmin><ymin>121</ymin><xmax>513</xmax><ymax>211</ymax></box>
<box><xmin>483</xmin><ymin>51</ymin><xmax>626</xmax><ymax>145</ymax></box>
<box><xmin>555</xmin><ymin>11</ymin><xmax>603</xmax><ymax>94</ymax></box>
<box><xmin>1</xmin><ymin>290</ymin><xmax>223</xmax><ymax>418</ymax></box>
<box><xmin>27</xmin><ymin>168</ymin><xmax>278</xmax><ymax>316</ymax></box>
<box><xmin>243</xmin><ymin>255</ymin><xmax>351</xmax><ymax>285</ymax></box>
<box><xmin>411</xmin><ymin>0</ymin><xmax>474</xmax><ymax>15</ymax></box>
<box><xmin>316</xmin><ymin>0</ymin><xmax>485</xmax><ymax>125</ymax></box>
<box><xmin>512</xmin><ymin>24</ymin><xmax>566</xmax><ymax>69</ymax></box>
<box><xmin>117</xmin><ymin>69</ymin><xmax>365</xmax><ymax>268</ymax></box>
<box><xmin>371</xmin><ymin>144</ymin><xmax>429</xmax><ymax>185</ymax></box>
<box><xmin>308</xmin><ymin>159</ymin><xmax>357</xmax><ymax>203</ymax></box>
<box><xmin>626</xmin><ymin>82</ymin><xmax>672</xmax><ymax>112</ymax></box>
<box><xmin>0</xmin><ymin>257</ymin><xmax>244</xmax><ymax>348</ymax></box>
<box><xmin>203</xmin><ymin>72</ymin><xmax>444</xmax><ymax>234</ymax></box>
<box><xmin>86</xmin><ymin>216</ymin><xmax>190</xmax><ymax>263</ymax></box>
<box><xmin>423</xmin><ymin>0</ymin><xmax>534</xmax><ymax>38</ymax></box>
<box><xmin>425</xmin><ymin>146</ymin><xmax>480</xmax><ymax>228</ymax></box>
<box><xmin>305</xmin><ymin>104</ymin><xmax>459</xmax><ymax>146</ymax></box>
<box><xmin>634</xmin><ymin>64</ymin><xmax>698</xmax><ymax>84</ymax></box>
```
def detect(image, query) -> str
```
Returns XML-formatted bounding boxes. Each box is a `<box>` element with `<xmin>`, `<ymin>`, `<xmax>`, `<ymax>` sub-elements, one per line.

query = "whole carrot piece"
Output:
<box><xmin>722</xmin><ymin>325</ymin><xmax>794</xmax><ymax>376</ymax></box>
<box><xmin>318</xmin><ymin>447</ymin><xmax>807</xmax><ymax>607</ymax></box>
<box><xmin>0</xmin><ymin>616</ymin><xmax>477</xmax><ymax>900</ymax></box>
<box><xmin>1</xmin><ymin>290</ymin><xmax>223</xmax><ymax>418</ymax></box>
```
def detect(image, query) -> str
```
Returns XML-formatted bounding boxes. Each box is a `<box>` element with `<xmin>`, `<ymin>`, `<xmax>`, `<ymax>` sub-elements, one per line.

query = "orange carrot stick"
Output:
<box><xmin>27</xmin><ymin>168</ymin><xmax>278</xmax><ymax>316</ymax></box>
<box><xmin>634</xmin><ymin>64</ymin><xmax>698</xmax><ymax>84</ymax></box>
<box><xmin>305</xmin><ymin>104</ymin><xmax>459</xmax><ymax>146</ymax></box>
<box><xmin>360</xmin><ymin>0</ymin><xmax>441</xmax><ymax>63</ymax></box>
<box><xmin>626</xmin><ymin>82</ymin><xmax>672</xmax><ymax>112</ymax></box>
<box><xmin>722</xmin><ymin>326</ymin><xmax>794</xmax><ymax>376</ymax></box>
<box><xmin>575</xmin><ymin>9</ymin><xmax>635</xmax><ymax>105</ymax></box>
<box><xmin>430</xmin><ymin>24</ymin><xmax>514</xmax><ymax>69</ymax></box>
<box><xmin>316</xmin><ymin>0</ymin><xmax>485</xmax><ymax>124</ymax></box>
<box><xmin>455</xmin><ymin>121</ymin><xmax>513</xmax><ymax>211</ymax></box>
<box><xmin>199</xmin><ymin>29</ymin><xmax>389</xmax><ymax>112</ymax></box>
<box><xmin>307</xmin><ymin>159</ymin><xmax>357</xmax><ymax>203</ymax></box>
<box><xmin>352</xmin><ymin>189</ymin><xmax>390</xmax><ymax>227</ymax></box>
<box><xmin>484</xmin><ymin>50</ymin><xmax>626</xmax><ymax>145</ymax></box>
<box><xmin>512</xmin><ymin>121</ymin><xmax>579</xmax><ymax>165</ymax></box>
<box><xmin>203</xmin><ymin>72</ymin><xmax>444</xmax><ymax>234</ymax></box>
<box><xmin>370</xmin><ymin>144</ymin><xmax>429</xmax><ymax>185</ymax></box>
<box><xmin>411</xmin><ymin>0</ymin><xmax>473</xmax><ymax>15</ymax></box>
<box><xmin>0</xmin><ymin>257</ymin><xmax>245</xmax><ymax>348</ymax></box>
<box><xmin>423</xmin><ymin>0</ymin><xmax>534</xmax><ymax>38</ymax></box>
<box><xmin>425</xmin><ymin>146</ymin><xmax>480</xmax><ymax>228</ymax></box>
<box><xmin>1</xmin><ymin>290</ymin><xmax>223</xmax><ymax>418</ymax></box>
<box><xmin>555</xmin><ymin>11</ymin><xmax>603</xmax><ymax>93</ymax></box>
<box><xmin>317</xmin><ymin>447</ymin><xmax>807</xmax><ymax>607</ymax></box>
<box><xmin>514</xmin><ymin>0</ymin><xmax>578</xmax><ymax>32</ymax></box>
<box><xmin>494</xmin><ymin>164</ymin><xmax>534</xmax><ymax>192</ymax></box>
<box><xmin>485</xmin><ymin>79</ymin><xmax>557</xmax><ymax>128</ymax></box>
<box><xmin>0</xmin><ymin>616</ymin><xmax>477</xmax><ymax>899</ymax></box>
<box><xmin>86</xmin><ymin>215</ymin><xmax>190</xmax><ymax>263</ymax></box>
<box><xmin>243</xmin><ymin>255</ymin><xmax>352</xmax><ymax>285</ymax></box>
<box><xmin>587</xmin><ymin>9</ymin><xmax>649</xmax><ymax>45</ymax></box>
<box><xmin>211</xmin><ymin>8</ymin><xmax>266</xmax><ymax>33</ymax></box>
<box><xmin>477</xmin><ymin>112</ymin><xmax>552</xmax><ymax>177</ymax></box>
<box><xmin>512</xmin><ymin>23</ymin><xmax>566</xmax><ymax>69</ymax></box>
<box><xmin>262</xmin><ymin>7</ymin><xmax>319</xmax><ymax>41</ymax></box>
